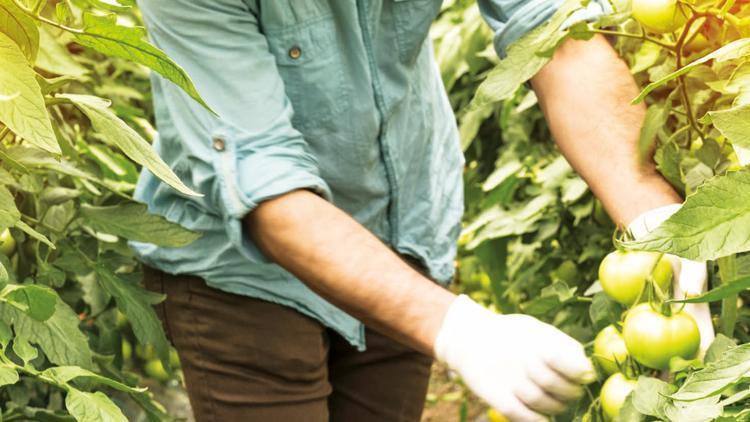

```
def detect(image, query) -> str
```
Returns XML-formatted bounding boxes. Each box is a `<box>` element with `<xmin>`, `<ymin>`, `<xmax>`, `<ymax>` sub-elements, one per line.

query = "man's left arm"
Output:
<box><xmin>530</xmin><ymin>35</ymin><xmax>715</xmax><ymax>351</ymax></box>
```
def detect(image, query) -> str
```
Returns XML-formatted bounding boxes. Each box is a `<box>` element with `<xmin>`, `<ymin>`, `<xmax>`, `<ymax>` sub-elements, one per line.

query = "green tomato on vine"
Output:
<box><xmin>0</xmin><ymin>229</ymin><xmax>16</xmax><ymax>256</ymax></box>
<box><xmin>631</xmin><ymin>0</ymin><xmax>689</xmax><ymax>33</ymax></box>
<box><xmin>593</xmin><ymin>325</ymin><xmax>629</xmax><ymax>376</ymax></box>
<box><xmin>622</xmin><ymin>303</ymin><xmax>700</xmax><ymax>370</ymax></box>
<box><xmin>598</xmin><ymin>250</ymin><xmax>672</xmax><ymax>306</ymax></box>
<box><xmin>600</xmin><ymin>373</ymin><xmax>637</xmax><ymax>420</ymax></box>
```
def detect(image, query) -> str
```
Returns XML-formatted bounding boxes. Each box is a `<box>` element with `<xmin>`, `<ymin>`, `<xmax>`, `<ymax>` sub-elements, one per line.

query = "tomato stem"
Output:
<box><xmin>717</xmin><ymin>255</ymin><xmax>738</xmax><ymax>337</ymax></box>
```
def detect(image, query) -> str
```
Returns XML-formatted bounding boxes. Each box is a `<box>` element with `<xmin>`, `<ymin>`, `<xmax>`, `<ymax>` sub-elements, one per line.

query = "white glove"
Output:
<box><xmin>628</xmin><ymin>204</ymin><xmax>716</xmax><ymax>354</ymax></box>
<box><xmin>435</xmin><ymin>295</ymin><xmax>596</xmax><ymax>422</ymax></box>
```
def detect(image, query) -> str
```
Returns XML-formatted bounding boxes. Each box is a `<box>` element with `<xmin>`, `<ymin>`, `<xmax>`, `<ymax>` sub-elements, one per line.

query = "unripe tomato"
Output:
<box><xmin>0</xmin><ymin>229</ymin><xmax>16</xmax><ymax>256</ymax></box>
<box><xmin>593</xmin><ymin>325</ymin><xmax>629</xmax><ymax>376</ymax></box>
<box><xmin>121</xmin><ymin>339</ymin><xmax>133</xmax><ymax>361</ymax></box>
<box><xmin>144</xmin><ymin>359</ymin><xmax>171</xmax><ymax>382</ymax></box>
<box><xmin>631</xmin><ymin>0</ymin><xmax>689</xmax><ymax>33</ymax></box>
<box><xmin>600</xmin><ymin>373</ymin><xmax>636</xmax><ymax>420</ymax></box>
<box><xmin>622</xmin><ymin>303</ymin><xmax>700</xmax><ymax>369</ymax></box>
<box><xmin>169</xmin><ymin>348</ymin><xmax>181</xmax><ymax>368</ymax></box>
<box><xmin>598</xmin><ymin>251</ymin><xmax>672</xmax><ymax>306</ymax></box>
<box><xmin>135</xmin><ymin>344</ymin><xmax>157</xmax><ymax>361</ymax></box>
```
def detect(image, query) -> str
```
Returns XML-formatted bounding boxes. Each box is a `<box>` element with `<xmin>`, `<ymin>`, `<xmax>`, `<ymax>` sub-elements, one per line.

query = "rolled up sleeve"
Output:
<box><xmin>477</xmin><ymin>0</ymin><xmax>612</xmax><ymax>57</ymax></box>
<box><xmin>137</xmin><ymin>0</ymin><xmax>331</xmax><ymax>255</ymax></box>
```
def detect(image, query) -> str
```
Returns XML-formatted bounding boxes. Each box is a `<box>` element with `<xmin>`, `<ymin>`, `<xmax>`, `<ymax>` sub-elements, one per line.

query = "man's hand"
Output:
<box><xmin>435</xmin><ymin>296</ymin><xmax>596</xmax><ymax>422</ymax></box>
<box><xmin>629</xmin><ymin>205</ymin><xmax>716</xmax><ymax>353</ymax></box>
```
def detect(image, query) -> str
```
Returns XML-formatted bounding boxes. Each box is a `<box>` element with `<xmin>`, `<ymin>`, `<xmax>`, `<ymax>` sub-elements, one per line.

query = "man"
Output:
<box><xmin>132</xmin><ymin>0</ymin><xmax>713</xmax><ymax>421</ymax></box>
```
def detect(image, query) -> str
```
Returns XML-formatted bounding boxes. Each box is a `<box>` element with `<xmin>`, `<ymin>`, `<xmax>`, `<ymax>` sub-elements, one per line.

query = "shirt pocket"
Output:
<box><xmin>392</xmin><ymin>0</ymin><xmax>443</xmax><ymax>64</ymax></box>
<box><xmin>265</xmin><ymin>16</ymin><xmax>349</xmax><ymax>132</ymax></box>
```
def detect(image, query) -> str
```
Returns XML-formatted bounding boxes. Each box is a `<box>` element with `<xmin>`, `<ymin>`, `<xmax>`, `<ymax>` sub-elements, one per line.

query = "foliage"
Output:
<box><xmin>436</xmin><ymin>0</ymin><xmax>750</xmax><ymax>420</ymax></box>
<box><xmin>0</xmin><ymin>0</ymin><xmax>203</xmax><ymax>419</ymax></box>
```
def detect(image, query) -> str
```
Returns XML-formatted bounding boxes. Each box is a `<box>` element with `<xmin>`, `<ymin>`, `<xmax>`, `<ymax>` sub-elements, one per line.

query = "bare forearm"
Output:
<box><xmin>245</xmin><ymin>190</ymin><xmax>455</xmax><ymax>355</ymax></box>
<box><xmin>531</xmin><ymin>35</ymin><xmax>681</xmax><ymax>226</ymax></box>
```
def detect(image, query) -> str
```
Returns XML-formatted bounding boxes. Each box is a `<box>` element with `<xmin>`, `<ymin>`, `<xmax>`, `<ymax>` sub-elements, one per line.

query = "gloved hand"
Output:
<box><xmin>435</xmin><ymin>295</ymin><xmax>596</xmax><ymax>422</ymax></box>
<box><xmin>628</xmin><ymin>204</ymin><xmax>716</xmax><ymax>354</ymax></box>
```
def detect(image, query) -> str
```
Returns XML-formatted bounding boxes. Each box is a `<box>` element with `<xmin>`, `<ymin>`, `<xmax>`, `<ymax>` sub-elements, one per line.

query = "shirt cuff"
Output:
<box><xmin>210</xmin><ymin>125</ymin><xmax>332</xmax><ymax>262</ymax></box>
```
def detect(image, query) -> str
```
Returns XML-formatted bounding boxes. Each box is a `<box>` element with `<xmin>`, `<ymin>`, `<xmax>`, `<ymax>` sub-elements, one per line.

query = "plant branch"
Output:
<box><xmin>584</xmin><ymin>28</ymin><xmax>675</xmax><ymax>50</ymax></box>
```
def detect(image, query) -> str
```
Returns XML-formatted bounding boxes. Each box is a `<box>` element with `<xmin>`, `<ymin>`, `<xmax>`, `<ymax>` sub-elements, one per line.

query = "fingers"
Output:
<box><xmin>513</xmin><ymin>378</ymin><xmax>567</xmax><ymax>415</ymax></box>
<box><xmin>495</xmin><ymin>394</ymin><xmax>547</xmax><ymax>422</ymax></box>
<box><xmin>674</xmin><ymin>258</ymin><xmax>708</xmax><ymax>297</ymax></box>
<box><xmin>541</xmin><ymin>334</ymin><xmax>596</xmax><ymax>384</ymax></box>
<box><xmin>526</xmin><ymin>360</ymin><xmax>584</xmax><ymax>401</ymax></box>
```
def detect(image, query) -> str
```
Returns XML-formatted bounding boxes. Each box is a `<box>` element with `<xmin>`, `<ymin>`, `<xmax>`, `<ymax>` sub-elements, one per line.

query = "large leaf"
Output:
<box><xmin>632</xmin><ymin>376</ymin><xmax>675</xmax><ymax>420</ymax></box>
<box><xmin>633</xmin><ymin>38</ymin><xmax>750</xmax><ymax>103</ymax></box>
<box><xmin>0</xmin><ymin>296</ymin><xmax>93</xmax><ymax>368</ymax></box>
<box><xmin>81</xmin><ymin>202</ymin><xmax>201</xmax><ymax>247</ymax></box>
<box><xmin>36</xmin><ymin>27</ymin><xmax>88</xmax><ymax>77</ymax></box>
<box><xmin>470</xmin><ymin>0</ymin><xmax>580</xmax><ymax>108</ymax></box>
<box><xmin>625</xmin><ymin>171</ymin><xmax>750</xmax><ymax>261</ymax></box>
<box><xmin>94</xmin><ymin>265</ymin><xmax>171</xmax><ymax>368</ymax></box>
<box><xmin>60</xmin><ymin>94</ymin><xmax>200</xmax><ymax>197</ymax></box>
<box><xmin>43</xmin><ymin>366</ymin><xmax>144</xmax><ymax>394</ymax></box>
<box><xmin>0</xmin><ymin>0</ymin><xmax>39</xmax><ymax>61</ymax></box>
<box><xmin>0</xmin><ymin>32</ymin><xmax>59</xmax><ymax>154</ymax></box>
<box><xmin>73</xmin><ymin>12</ymin><xmax>210</xmax><ymax>111</ymax></box>
<box><xmin>670</xmin><ymin>342</ymin><xmax>750</xmax><ymax>401</ymax></box>
<box><xmin>65</xmin><ymin>388</ymin><xmax>127</xmax><ymax>422</ymax></box>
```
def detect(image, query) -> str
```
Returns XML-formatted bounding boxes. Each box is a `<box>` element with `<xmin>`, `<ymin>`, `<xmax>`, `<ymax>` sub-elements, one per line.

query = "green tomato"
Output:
<box><xmin>144</xmin><ymin>359</ymin><xmax>171</xmax><ymax>382</ymax></box>
<box><xmin>593</xmin><ymin>325</ymin><xmax>629</xmax><ymax>376</ymax></box>
<box><xmin>631</xmin><ymin>0</ymin><xmax>689</xmax><ymax>33</ymax></box>
<box><xmin>600</xmin><ymin>373</ymin><xmax>636</xmax><ymax>420</ymax></box>
<box><xmin>0</xmin><ymin>229</ymin><xmax>16</xmax><ymax>256</ymax></box>
<box><xmin>135</xmin><ymin>344</ymin><xmax>157</xmax><ymax>361</ymax></box>
<box><xmin>622</xmin><ymin>303</ymin><xmax>700</xmax><ymax>370</ymax></box>
<box><xmin>598</xmin><ymin>251</ymin><xmax>672</xmax><ymax>306</ymax></box>
<box><xmin>121</xmin><ymin>339</ymin><xmax>133</xmax><ymax>361</ymax></box>
<box><xmin>487</xmin><ymin>408</ymin><xmax>509</xmax><ymax>422</ymax></box>
<box><xmin>115</xmin><ymin>310</ymin><xmax>129</xmax><ymax>330</ymax></box>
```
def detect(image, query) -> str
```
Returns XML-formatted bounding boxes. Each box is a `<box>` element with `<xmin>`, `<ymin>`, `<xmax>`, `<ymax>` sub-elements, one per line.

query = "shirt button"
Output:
<box><xmin>212</xmin><ymin>136</ymin><xmax>226</xmax><ymax>152</ymax></box>
<box><xmin>288</xmin><ymin>46</ymin><xmax>302</xmax><ymax>59</ymax></box>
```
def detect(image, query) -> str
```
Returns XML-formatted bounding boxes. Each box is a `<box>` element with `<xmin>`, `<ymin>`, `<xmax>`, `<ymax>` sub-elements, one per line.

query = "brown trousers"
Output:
<box><xmin>143</xmin><ymin>267</ymin><xmax>433</xmax><ymax>422</ymax></box>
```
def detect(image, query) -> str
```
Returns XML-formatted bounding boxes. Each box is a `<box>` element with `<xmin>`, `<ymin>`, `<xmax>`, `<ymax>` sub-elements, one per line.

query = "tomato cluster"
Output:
<box><xmin>593</xmin><ymin>250</ymin><xmax>701</xmax><ymax>419</ymax></box>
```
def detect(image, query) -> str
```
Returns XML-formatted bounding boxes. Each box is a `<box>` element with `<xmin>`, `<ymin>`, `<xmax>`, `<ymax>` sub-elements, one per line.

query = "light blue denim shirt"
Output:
<box><xmin>131</xmin><ymin>0</ymin><xmax>606</xmax><ymax>349</ymax></box>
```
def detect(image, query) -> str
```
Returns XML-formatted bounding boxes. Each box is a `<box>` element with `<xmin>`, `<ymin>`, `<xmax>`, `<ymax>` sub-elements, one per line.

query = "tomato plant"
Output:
<box><xmin>439</xmin><ymin>0</ymin><xmax>750</xmax><ymax>419</ymax></box>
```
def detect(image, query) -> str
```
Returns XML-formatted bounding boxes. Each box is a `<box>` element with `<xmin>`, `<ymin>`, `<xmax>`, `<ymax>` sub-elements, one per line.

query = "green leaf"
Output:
<box><xmin>81</xmin><ymin>202</ymin><xmax>201</xmax><ymax>247</ymax></box>
<box><xmin>0</xmin><ymin>185</ymin><xmax>20</xmax><ymax>230</ymax></box>
<box><xmin>638</xmin><ymin>104</ymin><xmax>667</xmax><ymax>164</ymax></box>
<box><xmin>12</xmin><ymin>334</ymin><xmax>37</xmax><ymax>363</ymax></box>
<box><xmin>670</xmin><ymin>342</ymin><xmax>750</xmax><ymax>401</ymax></box>
<box><xmin>624</xmin><ymin>171</ymin><xmax>750</xmax><ymax>261</ymax></box>
<box><xmin>632</xmin><ymin>376</ymin><xmax>676</xmax><ymax>420</ymax></box>
<box><xmin>36</xmin><ymin>27</ymin><xmax>88</xmax><ymax>77</ymax></box>
<box><xmin>708</xmin><ymin>104</ymin><xmax>750</xmax><ymax>166</ymax></box>
<box><xmin>470</xmin><ymin>0</ymin><xmax>581</xmax><ymax>108</ymax></box>
<box><xmin>94</xmin><ymin>265</ymin><xmax>171</xmax><ymax>369</ymax></box>
<box><xmin>14</xmin><ymin>219</ymin><xmax>54</xmax><ymax>249</ymax></box>
<box><xmin>59</xmin><ymin>94</ymin><xmax>200</xmax><ymax>197</ymax></box>
<box><xmin>705</xmin><ymin>334</ymin><xmax>737</xmax><ymax>364</ymax></box>
<box><xmin>0</xmin><ymin>296</ymin><xmax>93</xmax><ymax>368</ymax></box>
<box><xmin>73</xmin><ymin>12</ymin><xmax>210</xmax><ymax>111</ymax></box>
<box><xmin>65</xmin><ymin>388</ymin><xmax>127</xmax><ymax>422</ymax></box>
<box><xmin>0</xmin><ymin>365</ymin><xmax>18</xmax><ymax>387</ymax></box>
<box><xmin>42</xmin><ymin>366</ymin><xmax>145</xmax><ymax>393</ymax></box>
<box><xmin>669</xmin><ymin>275</ymin><xmax>750</xmax><ymax>304</ymax></box>
<box><xmin>0</xmin><ymin>284</ymin><xmax>57</xmax><ymax>321</ymax></box>
<box><xmin>633</xmin><ymin>38</ymin><xmax>750</xmax><ymax>103</ymax></box>
<box><xmin>0</xmin><ymin>32</ymin><xmax>59</xmax><ymax>154</ymax></box>
<box><xmin>0</xmin><ymin>0</ymin><xmax>39</xmax><ymax>61</ymax></box>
